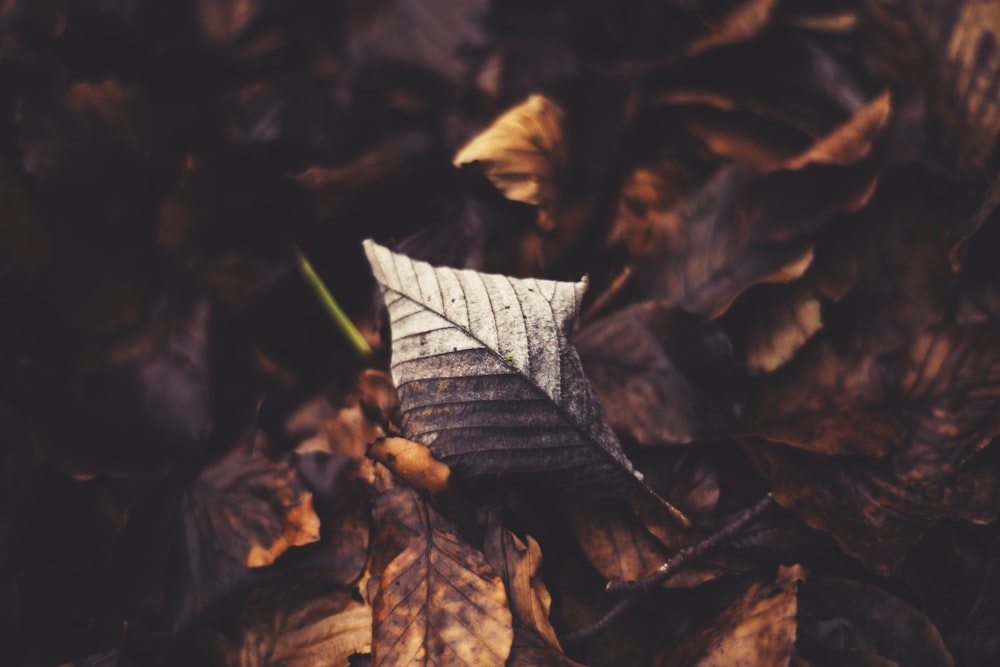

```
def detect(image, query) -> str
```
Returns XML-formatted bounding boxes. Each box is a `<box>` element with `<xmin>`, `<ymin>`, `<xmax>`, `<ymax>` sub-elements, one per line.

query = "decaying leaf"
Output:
<box><xmin>661</xmin><ymin>564</ymin><xmax>803</xmax><ymax>667</ymax></box>
<box><xmin>110</xmin><ymin>431</ymin><xmax>321</xmax><ymax>629</ymax></box>
<box><xmin>685</xmin><ymin>0</ymin><xmax>779</xmax><ymax>57</ymax></box>
<box><xmin>164</xmin><ymin>573</ymin><xmax>371</xmax><ymax>667</ymax></box>
<box><xmin>661</xmin><ymin>564</ymin><xmax>955</xmax><ymax>666</ymax></box>
<box><xmin>454</xmin><ymin>95</ymin><xmax>566</xmax><ymax>231</ymax></box>
<box><xmin>367</xmin><ymin>479</ymin><xmax>513</xmax><ymax>666</ymax></box>
<box><xmin>483</xmin><ymin>517</ymin><xmax>561</xmax><ymax>650</ymax></box>
<box><xmin>190</xmin><ymin>444</ymin><xmax>321</xmax><ymax>569</ymax></box>
<box><xmin>368</xmin><ymin>437</ymin><xmax>450</xmax><ymax>494</ymax></box>
<box><xmin>363</xmin><ymin>239</ymin><xmax>653</xmax><ymax>498</ymax></box>
<box><xmin>576</xmin><ymin>302</ymin><xmax>741</xmax><ymax>445</ymax></box>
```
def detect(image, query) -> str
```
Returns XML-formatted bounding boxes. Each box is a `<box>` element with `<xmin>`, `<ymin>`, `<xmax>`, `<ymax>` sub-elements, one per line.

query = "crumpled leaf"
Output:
<box><xmin>660</xmin><ymin>564</ymin><xmax>803</xmax><ymax>667</ymax></box>
<box><xmin>575</xmin><ymin>302</ymin><xmax>742</xmax><ymax>445</ymax></box>
<box><xmin>368</xmin><ymin>437</ymin><xmax>451</xmax><ymax>494</ymax></box>
<box><xmin>110</xmin><ymin>431</ymin><xmax>321</xmax><ymax>629</ymax></box>
<box><xmin>483</xmin><ymin>517</ymin><xmax>561</xmax><ymax>650</ymax></box>
<box><xmin>366</xmin><ymin>476</ymin><xmax>513</xmax><ymax>666</ymax></box>
<box><xmin>660</xmin><ymin>564</ymin><xmax>955</xmax><ymax>666</ymax></box>
<box><xmin>865</xmin><ymin>0</ymin><xmax>1000</xmax><ymax>166</ymax></box>
<box><xmin>454</xmin><ymin>95</ymin><xmax>566</xmax><ymax>231</ymax></box>
<box><xmin>622</xmin><ymin>88</ymin><xmax>887</xmax><ymax>319</ymax></box>
<box><xmin>363</xmin><ymin>239</ymin><xmax>651</xmax><ymax>497</ymax></box>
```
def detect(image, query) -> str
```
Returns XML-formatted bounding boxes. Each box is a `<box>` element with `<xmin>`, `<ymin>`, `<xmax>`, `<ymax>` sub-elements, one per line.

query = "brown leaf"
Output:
<box><xmin>660</xmin><ymin>564</ymin><xmax>804</xmax><ymax>667</ymax></box>
<box><xmin>735</xmin><ymin>283</ymin><xmax>824</xmax><ymax>373</ymax></box>
<box><xmin>368</xmin><ymin>437</ymin><xmax>451</xmax><ymax>494</ymax></box>
<box><xmin>576</xmin><ymin>302</ymin><xmax>741</xmax><ymax>445</ymax></box>
<box><xmin>367</xmin><ymin>479</ymin><xmax>513</xmax><ymax>666</ymax></box>
<box><xmin>797</xmin><ymin>575</ymin><xmax>954</xmax><ymax>666</ymax></box>
<box><xmin>745</xmin><ymin>437</ymin><xmax>1000</xmax><ymax>573</ymax></box>
<box><xmin>165</xmin><ymin>573</ymin><xmax>371</xmax><ymax>667</ymax></box>
<box><xmin>783</xmin><ymin>91</ymin><xmax>891</xmax><ymax>169</ymax></box>
<box><xmin>483</xmin><ymin>518</ymin><xmax>561</xmax><ymax>650</ymax></box>
<box><xmin>194</xmin><ymin>443</ymin><xmax>321</xmax><ymax>569</ymax></box>
<box><xmin>686</xmin><ymin>0</ymin><xmax>779</xmax><ymax>57</ymax></box>
<box><xmin>454</xmin><ymin>95</ymin><xmax>566</xmax><ymax>231</ymax></box>
<box><xmin>568</xmin><ymin>497</ymin><xmax>722</xmax><ymax>589</ymax></box>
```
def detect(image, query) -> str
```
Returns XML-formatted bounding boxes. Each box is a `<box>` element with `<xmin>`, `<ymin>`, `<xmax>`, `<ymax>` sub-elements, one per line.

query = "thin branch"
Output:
<box><xmin>564</xmin><ymin>493</ymin><xmax>775</xmax><ymax>644</ymax></box>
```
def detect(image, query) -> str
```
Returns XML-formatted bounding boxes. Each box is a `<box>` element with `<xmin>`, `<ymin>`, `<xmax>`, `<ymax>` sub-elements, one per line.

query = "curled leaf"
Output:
<box><xmin>368</xmin><ymin>437</ymin><xmax>451</xmax><ymax>494</ymax></box>
<box><xmin>454</xmin><ymin>95</ymin><xmax>566</xmax><ymax>230</ymax></box>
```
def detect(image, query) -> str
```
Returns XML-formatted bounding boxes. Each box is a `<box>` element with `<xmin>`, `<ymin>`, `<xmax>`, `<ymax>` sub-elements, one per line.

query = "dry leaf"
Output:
<box><xmin>192</xmin><ymin>444</ymin><xmax>321</xmax><ymax>569</ymax></box>
<box><xmin>659</xmin><ymin>564</ymin><xmax>803</xmax><ymax>667</ymax></box>
<box><xmin>483</xmin><ymin>519</ymin><xmax>561</xmax><ymax>649</ymax></box>
<box><xmin>367</xmin><ymin>482</ymin><xmax>513</xmax><ymax>666</ymax></box>
<box><xmin>454</xmin><ymin>95</ymin><xmax>566</xmax><ymax>231</ymax></box>
<box><xmin>686</xmin><ymin>0</ymin><xmax>779</xmax><ymax>56</ymax></box>
<box><xmin>368</xmin><ymin>437</ymin><xmax>450</xmax><ymax>494</ymax></box>
<box><xmin>576</xmin><ymin>302</ymin><xmax>740</xmax><ymax>445</ymax></box>
<box><xmin>363</xmin><ymin>239</ymin><xmax>651</xmax><ymax>497</ymax></box>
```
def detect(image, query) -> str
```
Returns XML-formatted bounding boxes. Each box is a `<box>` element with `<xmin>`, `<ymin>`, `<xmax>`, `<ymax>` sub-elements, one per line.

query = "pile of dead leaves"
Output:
<box><xmin>3</xmin><ymin>0</ymin><xmax>1000</xmax><ymax>665</ymax></box>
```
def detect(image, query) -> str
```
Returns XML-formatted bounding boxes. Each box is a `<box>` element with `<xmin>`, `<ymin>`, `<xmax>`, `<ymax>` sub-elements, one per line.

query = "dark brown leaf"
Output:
<box><xmin>659</xmin><ymin>564</ymin><xmax>803</xmax><ymax>667</ymax></box>
<box><xmin>576</xmin><ymin>302</ymin><xmax>741</xmax><ymax>446</ymax></box>
<box><xmin>366</xmin><ymin>478</ymin><xmax>513</xmax><ymax>666</ymax></box>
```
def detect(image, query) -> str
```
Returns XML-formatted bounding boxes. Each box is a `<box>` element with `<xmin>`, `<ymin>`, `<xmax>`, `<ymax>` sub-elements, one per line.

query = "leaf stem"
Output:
<box><xmin>292</xmin><ymin>245</ymin><xmax>373</xmax><ymax>357</ymax></box>
<box><xmin>563</xmin><ymin>493</ymin><xmax>774</xmax><ymax>644</ymax></box>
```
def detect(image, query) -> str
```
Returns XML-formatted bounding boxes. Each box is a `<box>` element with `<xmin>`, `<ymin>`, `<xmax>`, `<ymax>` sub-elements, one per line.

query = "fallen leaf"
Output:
<box><xmin>454</xmin><ymin>95</ymin><xmax>566</xmax><ymax>231</ymax></box>
<box><xmin>797</xmin><ymin>575</ymin><xmax>955</xmax><ymax>666</ymax></box>
<box><xmin>575</xmin><ymin>302</ymin><xmax>742</xmax><ymax>445</ymax></box>
<box><xmin>483</xmin><ymin>517</ymin><xmax>561</xmax><ymax>649</ymax></box>
<box><xmin>685</xmin><ymin>0</ymin><xmax>779</xmax><ymax>57</ymax></box>
<box><xmin>109</xmin><ymin>430</ymin><xmax>321</xmax><ymax>629</ymax></box>
<box><xmin>783</xmin><ymin>91</ymin><xmax>891</xmax><ymax>169</ymax></box>
<box><xmin>367</xmin><ymin>437</ymin><xmax>450</xmax><ymax>494</ymax></box>
<box><xmin>363</xmin><ymin>239</ymin><xmax>654</xmax><ymax>498</ymax></box>
<box><xmin>659</xmin><ymin>564</ymin><xmax>803</xmax><ymax>667</ymax></box>
<box><xmin>164</xmin><ymin>572</ymin><xmax>371</xmax><ymax>667</ymax></box>
<box><xmin>231</xmin><ymin>587</ymin><xmax>371</xmax><ymax>667</ymax></box>
<box><xmin>367</xmin><ymin>480</ymin><xmax>513</xmax><ymax>666</ymax></box>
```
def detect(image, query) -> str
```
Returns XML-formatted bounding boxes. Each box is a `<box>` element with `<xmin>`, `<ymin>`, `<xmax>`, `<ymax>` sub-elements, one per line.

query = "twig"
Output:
<box><xmin>564</xmin><ymin>493</ymin><xmax>774</xmax><ymax>644</ymax></box>
<box><xmin>581</xmin><ymin>266</ymin><xmax>633</xmax><ymax>324</ymax></box>
<box><xmin>291</xmin><ymin>244</ymin><xmax>374</xmax><ymax>357</ymax></box>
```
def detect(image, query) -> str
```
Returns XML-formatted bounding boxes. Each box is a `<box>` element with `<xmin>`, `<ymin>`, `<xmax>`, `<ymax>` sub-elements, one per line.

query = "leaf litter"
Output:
<box><xmin>5</xmin><ymin>1</ymin><xmax>1000</xmax><ymax>666</ymax></box>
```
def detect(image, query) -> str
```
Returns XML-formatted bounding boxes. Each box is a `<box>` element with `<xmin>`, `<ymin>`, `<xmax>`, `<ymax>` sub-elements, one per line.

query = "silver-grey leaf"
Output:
<box><xmin>362</xmin><ymin>239</ymin><xmax>647</xmax><ymax>495</ymax></box>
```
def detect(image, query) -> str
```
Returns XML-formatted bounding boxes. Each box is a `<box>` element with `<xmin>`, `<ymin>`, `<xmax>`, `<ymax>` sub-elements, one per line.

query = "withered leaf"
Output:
<box><xmin>228</xmin><ymin>586</ymin><xmax>371</xmax><ymax>667</ymax></box>
<box><xmin>363</xmin><ymin>240</ymin><xmax>652</xmax><ymax>497</ymax></box>
<box><xmin>483</xmin><ymin>518</ymin><xmax>561</xmax><ymax>649</ymax></box>
<box><xmin>575</xmin><ymin>302</ymin><xmax>741</xmax><ymax>446</ymax></box>
<box><xmin>685</xmin><ymin>0</ymin><xmax>779</xmax><ymax>57</ymax></box>
<box><xmin>368</xmin><ymin>437</ymin><xmax>451</xmax><ymax>494</ymax></box>
<box><xmin>111</xmin><ymin>432</ymin><xmax>321</xmax><ymax>629</ymax></box>
<box><xmin>660</xmin><ymin>564</ymin><xmax>804</xmax><ymax>667</ymax></box>
<box><xmin>454</xmin><ymin>95</ymin><xmax>566</xmax><ymax>231</ymax></box>
<box><xmin>367</xmin><ymin>481</ymin><xmax>512</xmax><ymax>666</ymax></box>
<box><xmin>164</xmin><ymin>573</ymin><xmax>371</xmax><ymax>667</ymax></box>
<box><xmin>192</xmin><ymin>441</ymin><xmax>321</xmax><ymax>569</ymax></box>
<box><xmin>797</xmin><ymin>575</ymin><xmax>955</xmax><ymax>667</ymax></box>
<box><xmin>662</xmin><ymin>565</ymin><xmax>955</xmax><ymax>666</ymax></box>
